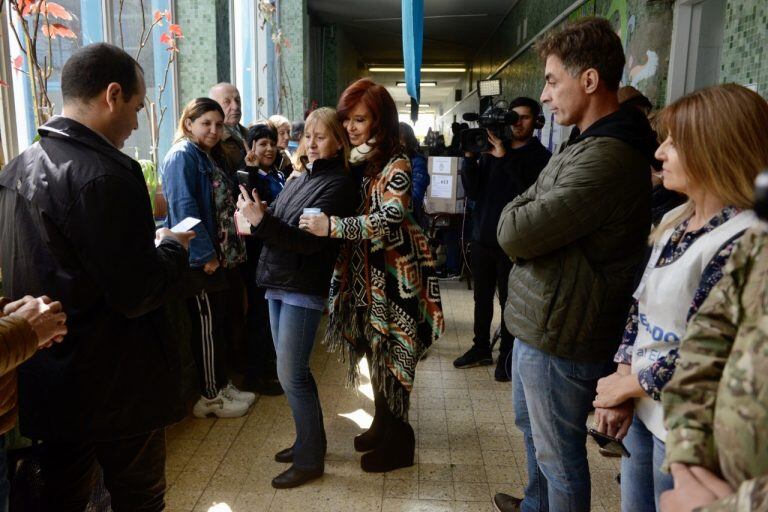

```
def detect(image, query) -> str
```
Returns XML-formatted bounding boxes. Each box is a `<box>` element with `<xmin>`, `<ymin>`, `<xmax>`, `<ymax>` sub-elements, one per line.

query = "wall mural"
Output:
<box><xmin>440</xmin><ymin>0</ymin><xmax>674</xmax><ymax>145</ymax></box>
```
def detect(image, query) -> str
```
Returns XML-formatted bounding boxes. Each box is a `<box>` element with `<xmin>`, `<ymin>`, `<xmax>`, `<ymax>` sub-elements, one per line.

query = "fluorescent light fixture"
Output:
<box><xmin>478</xmin><ymin>78</ymin><xmax>501</xmax><ymax>97</ymax></box>
<box><xmin>370</xmin><ymin>67</ymin><xmax>466</xmax><ymax>73</ymax></box>
<box><xmin>405</xmin><ymin>103</ymin><xmax>430</xmax><ymax>107</ymax></box>
<box><xmin>396</xmin><ymin>81</ymin><xmax>437</xmax><ymax>87</ymax></box>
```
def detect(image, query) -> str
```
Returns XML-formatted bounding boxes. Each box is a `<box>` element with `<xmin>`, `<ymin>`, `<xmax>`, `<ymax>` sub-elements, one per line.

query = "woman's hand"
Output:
<box><xmin>203</xmin><ymin>256</ymin><xmax>220</xmax><ymax>275</ymax></box>
<box><xmin>244</xmin><ymin>140</ymin><xmax>259</xmax><ymax>167</ymax></box>
<box><xmin>299</xmin><ymin>212</ymin><xmax>330</xmax><ymax>237</ymax></box>
<box><xmin>594</xmin><ymin>400</ymin><xmax>634</xmax><ymax>439</ymax></box>
<box><xmin>593</xmin><ymin>371</ymin><xmax>644</xmax><ymax>408</ymax></box>
<box><xmin>660</xmin><ymin>464</ymin><xmax>734</xmax><ymax>512</ymax></box>
<box><xmin>237</xmin><ymin>185</ymin><xmax>267</xmax><ymax>227</ymax></box>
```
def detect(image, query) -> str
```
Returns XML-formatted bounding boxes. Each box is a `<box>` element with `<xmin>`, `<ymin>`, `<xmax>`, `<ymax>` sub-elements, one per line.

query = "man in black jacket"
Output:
<box><xmin>453</xmin><ymin>97</ymin><xmax>551</xmax><ymax>381</ymax></box>
<box><xmin>0</xmin><ymin>44</ymin><xmax>193</xmax><ymax>511</ymax></box>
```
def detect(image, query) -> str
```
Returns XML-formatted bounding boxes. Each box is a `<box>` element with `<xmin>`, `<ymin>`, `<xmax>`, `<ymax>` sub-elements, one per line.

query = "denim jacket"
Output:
<box><xmin>160</xmin><ymin>139</ymin><xmax>217</xmax><ymax>268</ymax></box>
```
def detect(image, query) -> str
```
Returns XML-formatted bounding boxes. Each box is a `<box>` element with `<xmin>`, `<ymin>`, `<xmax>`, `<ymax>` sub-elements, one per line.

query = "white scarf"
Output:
<box><xmin>349</xmin><ymin>140</ymin><xmax>374</xmax><ymax>164</ymax></box>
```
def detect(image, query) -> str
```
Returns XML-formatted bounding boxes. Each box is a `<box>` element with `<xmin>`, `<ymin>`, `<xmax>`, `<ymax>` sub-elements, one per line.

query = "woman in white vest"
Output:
<box><xmin>590</xmin><ymin>84</ymin><xmax>765</xmax><ymax>512</ymax></box>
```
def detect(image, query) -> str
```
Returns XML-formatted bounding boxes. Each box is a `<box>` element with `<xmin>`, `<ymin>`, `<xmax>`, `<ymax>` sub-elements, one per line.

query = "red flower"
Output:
<box><xmin>12</xmin><ymin>55</ymin><xmax>23</xmax><ymax>71</ymax></box>
<box><xmin>168</xmin><ymin>24</ymin><xmax>183</xmax><ymax>37</ymax></box>
<box><xmin>159</xmin><ymin>32</ymin><xmax>172</xmax><ymax>45</ymax></box>
<box><xmin>42</xmin><ymin>22</ymin><xmax>77</xmax><ymax>39</ymax></box>
<box><xmin>153</xmin><ymin>10</ymin><xmax>164</xmax><ymax>24</ymax></box>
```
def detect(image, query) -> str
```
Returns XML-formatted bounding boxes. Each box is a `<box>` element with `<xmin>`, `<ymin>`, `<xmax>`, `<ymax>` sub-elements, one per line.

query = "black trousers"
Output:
<box><xmin>187</xmin><ymin>289</ymin><xmax>228</xmax><ymax>398</ymax></box>
<box><xmin>241</xmin><ymin>265</ymin><xmax>277</xmax><ymax>382</ymax></box>
<box><xmin>41</xmin><ymin>429</ymin><xmax>166</xmax><ymax>512</ymax></box>
<box><xmin>471</xmin><ymin>241</ymin><xmax>514</xmax><ymax>354</ymax></box>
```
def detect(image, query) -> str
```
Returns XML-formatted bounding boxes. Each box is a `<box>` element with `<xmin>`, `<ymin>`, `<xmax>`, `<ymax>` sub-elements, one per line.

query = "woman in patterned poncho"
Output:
<box><xmin>300</xmin><ymin>78</ymin><xmax>444</xmax><ymax>473</ymax></box>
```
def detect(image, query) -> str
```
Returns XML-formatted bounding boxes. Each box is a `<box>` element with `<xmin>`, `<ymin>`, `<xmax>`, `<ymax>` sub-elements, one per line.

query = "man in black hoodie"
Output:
<box><xmin>454</xmin><ymin>97</ymin><xmax>551</xmax><ymax>382</ymax></box>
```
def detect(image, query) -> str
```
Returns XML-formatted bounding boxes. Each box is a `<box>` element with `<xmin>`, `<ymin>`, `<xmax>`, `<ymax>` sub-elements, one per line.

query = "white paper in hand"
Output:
<box><xmin>171</xmin><ymin>217</ymin><xmax>201</xmax><ymax>233</ymax></box>
<box><xmin>156</xmin><ymin>217</ymin><xmax>201</xmax><ymax>246</ymax></box>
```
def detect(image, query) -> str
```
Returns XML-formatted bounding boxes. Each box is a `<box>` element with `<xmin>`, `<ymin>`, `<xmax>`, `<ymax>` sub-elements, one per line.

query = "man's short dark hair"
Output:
<box><xmin>536</xmin><ymin>17</ymin><xmax>625</xmax><ymax>91</ymax></box>
<box><xmin>510</xmin><ymin>97</ymin><xmax>542</xmax><ymax>118</ymax></box>
<box><xmin>61</xmin><ymin>43</ymin><xmax>143</xmax><ymax>103</ymax></box>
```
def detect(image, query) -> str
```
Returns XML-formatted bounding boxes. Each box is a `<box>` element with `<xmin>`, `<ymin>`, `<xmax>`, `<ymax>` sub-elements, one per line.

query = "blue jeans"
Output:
<box><xmin>0</xmin><ymin>435</ymin><xmax>7</xmax><ymax>512</ymax></box>
<box><xmin>513</xmin><ymin>340</ymin><xmax>614</xmax><ymax>512</ymax></box>
<box><xmin>620</xmin><ymin>414</ymin><xmax>673</xmax><ymax>512</ymax></box>
<box><xmin>268</xmin><ymin>299</ymin><xmax>325</xmax><ymax>471</ymax></box>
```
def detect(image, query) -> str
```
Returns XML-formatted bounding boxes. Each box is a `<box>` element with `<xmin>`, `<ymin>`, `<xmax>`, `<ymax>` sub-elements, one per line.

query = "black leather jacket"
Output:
<box><xmin>253</xmin><ymin>156</ymin><xmax>357</xmax><ymax>296</ymax></box>
<box><xmin>0</xmin><ymin>116</ymin><xmax>189</xmax><ymax>441</ymax></box>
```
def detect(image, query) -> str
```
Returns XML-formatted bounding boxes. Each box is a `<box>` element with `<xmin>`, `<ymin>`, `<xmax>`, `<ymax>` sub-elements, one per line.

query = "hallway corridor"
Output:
<box><xmin>164</xmin><ymin>280</ymin><xmax>622</xmax><ymax>512</ymax></box>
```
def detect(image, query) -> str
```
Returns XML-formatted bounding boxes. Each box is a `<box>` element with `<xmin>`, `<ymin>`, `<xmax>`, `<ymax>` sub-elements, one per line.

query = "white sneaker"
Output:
<box><xmin>223</xmin><ymin>382</ymin><xmax>256</xmax><ymax>407</ymax></box>
<box><xmin>192</xmin><ymin>390</ymin><xmax>249</xmax><ymax>418</ymax></box>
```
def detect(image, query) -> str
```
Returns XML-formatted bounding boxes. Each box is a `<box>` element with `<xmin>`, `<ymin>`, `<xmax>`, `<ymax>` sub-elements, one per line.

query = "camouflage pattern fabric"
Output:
<box><xmin>662</xmin><ymin>225</ymin><xmax>768</xmax><ymax>511</ymax></box>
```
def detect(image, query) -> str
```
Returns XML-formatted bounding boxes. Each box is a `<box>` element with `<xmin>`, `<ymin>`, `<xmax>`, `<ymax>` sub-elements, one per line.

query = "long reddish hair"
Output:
<box><xmin>337</xmin><ymin>78</ymin><xmax>401</xmax><ymax>174</ymax></box>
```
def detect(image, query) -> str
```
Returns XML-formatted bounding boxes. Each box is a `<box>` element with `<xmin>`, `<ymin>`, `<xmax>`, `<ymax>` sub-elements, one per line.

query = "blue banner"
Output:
<box><xmin>402</xmin><ymin>0</ymin><xmax>423</xmax><ymax>119</ymax></box>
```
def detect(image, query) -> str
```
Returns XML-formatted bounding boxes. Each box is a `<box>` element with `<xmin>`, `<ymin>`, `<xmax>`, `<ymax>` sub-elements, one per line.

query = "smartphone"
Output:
<box><xmin>588</xmin><ymin>428</ymin><xmax>631</xmax><ymax>458</ymax></box>
<box><xmin>237</xmin><ymin>170</ymin><xmax>255</xmax><ymax>189</ymax></box>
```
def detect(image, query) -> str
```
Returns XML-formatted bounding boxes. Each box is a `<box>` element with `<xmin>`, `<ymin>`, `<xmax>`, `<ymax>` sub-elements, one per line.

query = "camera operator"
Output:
<box><xmin>453</xmin><ymin>97</ymin><xmax>551</xmax><ymax>381</ymax></box>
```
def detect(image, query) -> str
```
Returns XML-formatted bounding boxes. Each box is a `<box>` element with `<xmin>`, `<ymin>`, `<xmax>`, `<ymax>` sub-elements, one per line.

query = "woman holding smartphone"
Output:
<box><xmin>301</xmin><ymin>78</ymin><xmax>444</xmax><ymax>474</ymax></box>
<box><xmin>161</xmin><ymin>97</ymin><xmax>253</xmax><ymax>418</ymax></box>
<box><xmin>237</xmin><ymin>107</ymin><xmax>356</xmax><ymax>488</ymax></box>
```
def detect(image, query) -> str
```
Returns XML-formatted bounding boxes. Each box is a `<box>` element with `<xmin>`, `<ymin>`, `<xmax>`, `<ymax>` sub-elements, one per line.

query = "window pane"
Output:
<box><xmin>109</xmin><ymin>0</ymin><xmax>160</xmax><ymax>161</ymax></box>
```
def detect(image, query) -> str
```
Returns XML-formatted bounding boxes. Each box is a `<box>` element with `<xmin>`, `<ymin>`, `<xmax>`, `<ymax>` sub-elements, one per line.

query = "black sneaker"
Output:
<box><xmin>453</xmin><ymin>346</ymin><xmax>493</xmax><ymax>368</ymax></box>
<box><xmin>493</xmin><ymin>493</ymin><xmax>522</xmax><ymax>512</ymax></box>
<box><xmin>494</xmin><ymin>351</ymin><xmax>511</xmax><ymax>382</ymax></box>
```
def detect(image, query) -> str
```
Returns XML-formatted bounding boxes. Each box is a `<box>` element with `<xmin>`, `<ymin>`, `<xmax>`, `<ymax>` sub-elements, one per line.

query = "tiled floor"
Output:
<box><xmin>165</xmin><ymin>279</ymin><xmax>622</xmax><ymax>512</ymax></box>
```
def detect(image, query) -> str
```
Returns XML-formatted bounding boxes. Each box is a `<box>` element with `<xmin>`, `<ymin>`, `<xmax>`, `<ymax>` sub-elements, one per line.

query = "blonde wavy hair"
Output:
<box><xmin>294</xmin><ymin>107</ymin><xmax>350</xmax><ymax>172</ymax></box>
<box><xmin>651</xmin><ymin>84</ymin><xmax>768</xmax><ymax>242</ymax></box>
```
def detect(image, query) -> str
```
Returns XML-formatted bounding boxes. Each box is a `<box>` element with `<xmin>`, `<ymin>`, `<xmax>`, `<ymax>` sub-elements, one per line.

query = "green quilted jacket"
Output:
<box><xmin>497</xmin><ymin>111</ymin><xmax>654</xmax><ymax>362</ymax></box>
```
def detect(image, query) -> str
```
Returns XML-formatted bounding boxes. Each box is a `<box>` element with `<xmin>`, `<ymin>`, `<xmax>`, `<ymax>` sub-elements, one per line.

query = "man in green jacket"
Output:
<box><xmin>660</xmin><ymin>225</ymin><xmax>768</xmax><ymax>512</ymax></box>
<box><xmin>492</xmin><ymin>17</ymin><xmax>656</xmax><ymax>512</ymax></box>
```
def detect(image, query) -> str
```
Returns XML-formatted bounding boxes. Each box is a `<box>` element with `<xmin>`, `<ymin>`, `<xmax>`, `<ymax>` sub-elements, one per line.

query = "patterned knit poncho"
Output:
<box><xmin>325</xmin><ymin>153</ymin><xmax>445</xmax><ymax>419</ymax></box>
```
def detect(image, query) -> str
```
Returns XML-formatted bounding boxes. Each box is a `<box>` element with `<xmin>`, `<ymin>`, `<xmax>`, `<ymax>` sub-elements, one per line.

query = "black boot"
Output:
<box><xmin>360</xmin><ymin>417</ymin><xmax>415</xmax><ymax>473</ymax></box>
<box><xmin>354</xmin><ymin>388</ymin><xmax>388</xmax><ymax>452</ymax></box>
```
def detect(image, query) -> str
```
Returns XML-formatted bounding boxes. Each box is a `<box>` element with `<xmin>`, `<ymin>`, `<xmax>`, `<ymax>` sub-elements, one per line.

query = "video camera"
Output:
<box><xmin>460</xmin><ymin>104</ymin><xmax>519</xmax><ymax>153</ymax></box>
<box><xmin>459</xmin><ymin>79</ymin><xmax>518</xmax><ymax>153</ymax></box>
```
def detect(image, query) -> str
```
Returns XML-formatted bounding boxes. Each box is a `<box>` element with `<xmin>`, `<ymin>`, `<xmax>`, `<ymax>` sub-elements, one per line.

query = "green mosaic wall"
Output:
<box><xmin>720</xmin><ymin>0</ymin><xmax>768</xmax><ymax>96</ymax></box>
<box><xmin>445</xmin><ymin>0</ymin><xmax>674</xmax><ymax>127</ymax></box>
<box><xmin>319</xmin><ymin>26</ymin><xmax>361</xmax><ymax>107</ymax></box>
<box><xmin>176</xmin><ymin>0</ymin><xmax>219</xmax><ymax>107</ymax></box>
<box><xmin>281</xmin><ymin>0</ymin><xmax>308</xmax><ymax>121</ymax></box>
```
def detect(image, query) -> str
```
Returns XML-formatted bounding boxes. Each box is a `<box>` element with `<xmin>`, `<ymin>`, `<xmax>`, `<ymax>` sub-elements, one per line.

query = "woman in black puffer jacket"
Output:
<box><xmin>236</xmin><ymin>107</ymin><xmax>356</xmax><ymax>489</ymax></box>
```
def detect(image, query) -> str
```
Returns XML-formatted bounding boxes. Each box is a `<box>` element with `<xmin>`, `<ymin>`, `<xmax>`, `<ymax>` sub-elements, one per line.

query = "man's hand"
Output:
<box><xmin>156</xmin><ymin>228</ymin><xmax>196</xmax><ymax>251</ymax></box>
<box><xmin>594</xmin><ymin>400</ymin><xmax>634</xmax><ymax>439</ymax></box>
<box><xmin>660</xmin><ymin>464</ymin><xmax>734</xmax><ymax>512</ymax></box>
<box><xmin>485</xmin><ymin>130</ymin><xmax>506</xmax><ymax>158</ymax></box>
<box><xmin>3</xmin><ymin>295</ymin><xmax>40</xmax><ymax>316</ymax></box>
<box><xmin>10</xmin><ymin>296</ymin><xmax>67</xmax><ymax>348</ymax></box>
<box><xmin>203</xmin><ymin>256</ymin><xmax>220</xmax><ymax>275</ymax></box>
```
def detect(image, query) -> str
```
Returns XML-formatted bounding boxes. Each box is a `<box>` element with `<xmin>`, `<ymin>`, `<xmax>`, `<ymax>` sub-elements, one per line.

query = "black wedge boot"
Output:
<box><xmin>360</xmin><ymin>417</ymin><xmax>415</xmax><ymax>473</ymax></box>
<box><xmin>354</xmin><ymin>387</ymin><xmax>388</xmax><ymax>452</ymax></box>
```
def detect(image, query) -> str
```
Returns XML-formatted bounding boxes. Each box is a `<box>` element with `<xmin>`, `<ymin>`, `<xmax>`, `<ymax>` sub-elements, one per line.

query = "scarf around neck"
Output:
<box><xmin>349</xmin><ymin>140</ymin><xmax>374</xmax><ymax>164</ymax></box>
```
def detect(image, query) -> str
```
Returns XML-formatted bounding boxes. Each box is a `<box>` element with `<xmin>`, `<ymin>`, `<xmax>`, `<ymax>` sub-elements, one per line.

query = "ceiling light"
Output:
<box><xmin>405</xmin><ymin>103</ymin><xmax>430</xmax><ymax>108</ymax></box>
<box><xmin>396</xmin><ymin>81</ymin><xmax>436</xmax><ymax>87</ymax></box>
<box><xmin>370</xmin><ymin>67</ymin><xmax>465</xmax><ymax>73</ymax></box>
